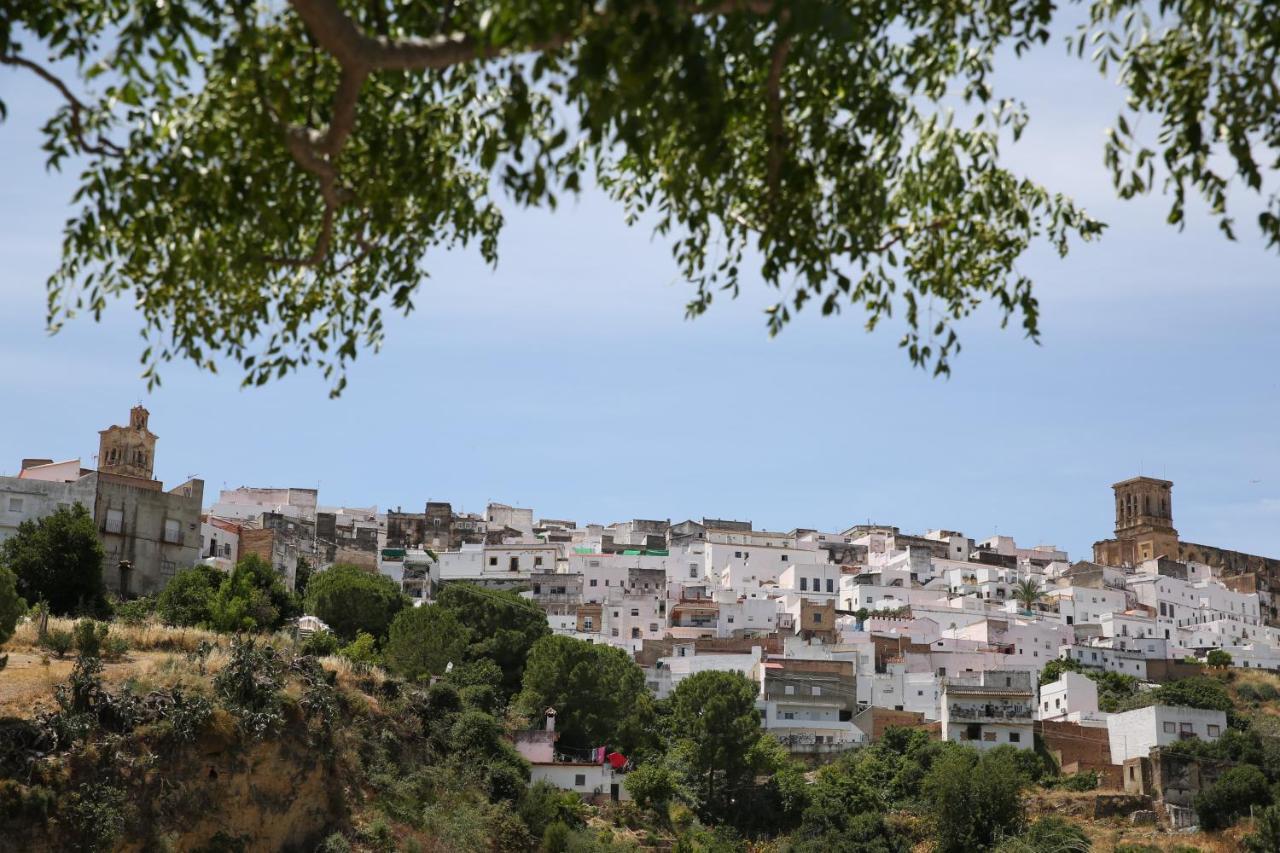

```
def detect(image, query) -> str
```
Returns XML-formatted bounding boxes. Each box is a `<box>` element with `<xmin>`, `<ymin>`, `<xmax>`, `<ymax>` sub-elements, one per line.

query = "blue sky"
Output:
<box><xmin>1</xmin><ymin>30</ymin><xmax>1278</xmax><ymax>562</ymax></box>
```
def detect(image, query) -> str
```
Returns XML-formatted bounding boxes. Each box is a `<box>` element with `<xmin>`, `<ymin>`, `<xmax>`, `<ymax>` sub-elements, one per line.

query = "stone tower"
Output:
<box><xmin>1094</xmin><ymin>476</ymin><xmax>1179</xmax><ymax>565</ymax></box>
<box><xmin>98</xmin><ymin>405</ymin><xmax>158</xmax><ymax>480</ymax></box>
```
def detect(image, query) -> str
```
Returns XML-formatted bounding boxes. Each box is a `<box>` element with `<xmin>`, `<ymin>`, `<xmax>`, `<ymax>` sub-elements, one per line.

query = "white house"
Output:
<box><xmin>1038</xmin><ymin>671</ymin><xmax>1102</xmax><ymax>723</ymax></box>
<box><xmin>940</xmin><ymin>670</ymin><xmax>1035</xmax><ymax>751</ymax></box>
<box><xmin>1107</xmin><ymin>705</ymin><xmax>1227</xmax><ymax>764</ymax></box>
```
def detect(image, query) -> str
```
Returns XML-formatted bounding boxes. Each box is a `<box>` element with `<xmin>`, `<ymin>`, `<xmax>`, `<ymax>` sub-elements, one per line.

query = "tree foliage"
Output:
<box><xmin>383</xmin><ymin>603</ymin><xmax>471</xmax><ymax>682</ymax></box>
<box><xmin>33</xmin><ymin>0</ymin><xmax>1270</xmax><ymax>393</ymax></box>
<box><xmin>923</xmin><ymin>746</ymin><xmax>1027</xmax><ymax>853</ymax></box>
<box><xmin>434</xmin><ymin>583</ymin><xmax>551</xmax><ymax>697</ymax></box>
<box><xmin>1194</xmin><ymin>764</ymin><xmax>1271</xmax><ymax>831</ymax></box>
<box><xmin>208</xmin><ymin>554</ymin><xmax>298</xmax><ymax>633</ymax></box>
<box><xmin>304</xmin><ymin>562</ymin><xmax>407</xmax><ymax>642</ymax></box>
<box><xmin>516</xmin><ymin>634</ymin><xmax>651</xmax><ymax>753</ymax></box>
<box><xmin>0</xmin><ymin>504</ymin><xmax>106</xmax><ymax>616</ymax></box>
<box><xmin>668</xmin><ymin>670</ymin><xmax>763</xmax><ymax>823</ymax></box>
<box><xmin>156</xmin><ymin>563</ymin><xmax>224</xmax><ymax>626</ymax></box>
<box><xmin>0</xmin><ymin>565</ymin><xmax>27</xmax><ymax>647</ymax></box>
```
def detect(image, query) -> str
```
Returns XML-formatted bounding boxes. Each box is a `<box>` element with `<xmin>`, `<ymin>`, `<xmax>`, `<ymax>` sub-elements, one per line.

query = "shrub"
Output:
<box><xmin>157</xmin><ymin>564</ymin><xmax>224</xmax><ymax>627</ymax></box>
<box><xmin>65</xmin><ymin>782</ymin><xmax>129</xmax><ymax>852</ymax></box>
<box><xmin>1245</xmin><ymin>803</ymin><xmax>1280</xmax><ymax>852</ymax></box>
<box><xmin>1005</xmin><ymin>815</ymin><xmax>1091</xmax><ymax>852</ymax></box>
<box><xmin>542</xmin><ymin>821</ymin><xmax>572</xmax><ymax>853</ymax></box>
<box><xmin>924</xmin><ymin>747</ymin><xmax>1027</xmax><ymax>853</ymax></box>
<box><xmin>72</xmin><ymin>619</ymin><xmax>109</xmax><ymax>659</ymax></box>
<box><xmin>625</xmin><ymin>763</ymin><xmax>678</xmax><ymax>811</ymax></box>
<box><xmin>208</xmin><ymin>555</ymin><xmax>298</xmax><ymax>633</ymax></box>
<box><xmin>301</xmin><ymin>629</ymin><xmax>341</xmax><ymax>657</ymax></box>
<box><xmin>43</xmin><ymin>628</ymin><xmax>74</xmax><ymax>658</ymax></box>
<box><xmin>102</xmin><ymin>635</ymin><xmax>130</xmax><ymax>661</ymax></box>
<box><xmin>1055</xmin><ymin>771</ymin><xmax>1099</xmax><ymax>792</ymax></box>
<box><xmin>113</xmin><ymin>596</ymin><xmax>155</xmax><ymax>626</ymax></box>
<box><xmin>1194</xmin><ymin>764</ymin><xmax>1271</xmax><ymax>830</ymax></box>
<box><xmin>339</xmin><ymin>632</ymin><xmax>380</xmax><ymax>668</ymax></box>
<box><xmin>0</xmin><ymin>566</ymin><xmax>25</xmax><ymax>647</ymax></box>
<box><xmin>519</xmin><ymin>780</ymin><xmax>584</xmax><ymax>839</ymax></box>
<box><xmin>1206</xmin><ymin>649</ymin><xmax>1233</xmax><ymax>669</ymax></box>
<box><xmin>213</xmin><ymin>639</ymin><xmax>285</xmax><ymax>737</ymax></box>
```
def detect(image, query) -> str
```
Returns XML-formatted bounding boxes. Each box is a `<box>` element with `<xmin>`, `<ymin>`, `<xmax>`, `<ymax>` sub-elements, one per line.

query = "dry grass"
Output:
<box><xmin>8</xmin><ymin>614</ymin><xmax>224</xmax><ymax>654</ymax></box>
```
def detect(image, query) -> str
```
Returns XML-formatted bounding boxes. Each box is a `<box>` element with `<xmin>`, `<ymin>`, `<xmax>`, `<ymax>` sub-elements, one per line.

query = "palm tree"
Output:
<box><xmin>1013</xmin><ymin>578</ymin><xmax>1044</xmax><ymax>614</ymax></box>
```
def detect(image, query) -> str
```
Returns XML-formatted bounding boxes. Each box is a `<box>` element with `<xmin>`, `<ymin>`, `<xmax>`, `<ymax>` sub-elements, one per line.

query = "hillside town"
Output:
<box><xmin>5</xmin><ymin>406</ymin><xmax>1280</xmax><ymax>828</ymax></box>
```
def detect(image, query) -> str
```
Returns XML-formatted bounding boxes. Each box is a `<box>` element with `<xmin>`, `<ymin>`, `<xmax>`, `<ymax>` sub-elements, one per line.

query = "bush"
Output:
<box><xmin>1194</xmin><ymin>764</ymin><xmax>1271</xmax><ymax>830</ymax></box>
<box><xmin>208</xmin><ymin>555</ymin><xmax>298</xmax><ymax>633</ymax></box>
<box><xmin>1054</xmin><ymin>771</ymin><xmax>1099</xmax><ymax>792</ymax></box>
<box><xmin>339</xmin><ymin>632</ymin><xmax>380</xmax><ymax>668</ymax></box>
<box><xmin>924</xmin><ymin>746</ymin><xmax>1027</xmax><ymax>853</ymax></box>
<box><xmin>625</xmin><ymin>762</ymin><xmax>679</xmax><ymax>811</ymax></box>
<box><xmin>157</xmin><ymin>564</ymin><xmax>224</xmax><ymax>627</ymax></box>
<box><xmin>43</xmin><ymin>628</ymin><xmax>74</xmax><ymax>658</ymax></box>
<box><xmin>0</xmin><ymin>566</ymin><xmax>25</xmax><ymax>647</ymax></box>
<box><xmin>301</xmin><ymin>630</ymin><xmax>340</xmax><ymax>657</ymax></box>
<box><xmin>65</xmin><ymin>782</ymin><xmax>129</xmax><ymax>852</ymax></box>
<box><xmin>304</xmin><ymin>564</ymin><xmax>408</xmax><ymax>643</ymax></box>
<box><xmin>113</xmin><ymin>596</ymin><xmax>155</xmax><ymax>626</ymax></box>
<box><xmin>518</xmin><ymin>780</ymin><xmax>584</xmax><ymax>839</ymax></box>
<box><xmin>1003</xmin><ymin>815</ymin><xmax>1091</xmax><ymax>852</ymax></box>
<box><xmin>1206</xmin><ymin>649</ymin><xmax>1233</xmax><ymax>669</ymax></box>
<box><xmin>542</xmin><ymin>821</ymin><xmax>572</xmax><ymax>853</ymax></box>
<box><xmin>102</xmin><ymin>635</ymin><xmax>130</xmax><ymax>661</ymax></box>
<box><xmin>1245</xmin><ymin>803</ymin><xmax>1280</xmax><ymax>852</ymax></box>
<box><xmin>213</xmin><ymin>638</ymin><xmax>285</xmax><ymax>737</ymax></box>
<box><xmin>72</xmin><ymin>619</ymin><xmax>109</xmax><ymax>659</ymax></box>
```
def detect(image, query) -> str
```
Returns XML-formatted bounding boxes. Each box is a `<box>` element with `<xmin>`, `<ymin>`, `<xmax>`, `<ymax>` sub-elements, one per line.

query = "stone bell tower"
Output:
<box><xmin>98</xmin><ymin>405</ymin><xmax>158</xmax><ymax>481</ymax></box>
<box><xmin>1094</xmin><ymin>476</ymin><xmax>1179</xmax><ymax>565</ymax></box>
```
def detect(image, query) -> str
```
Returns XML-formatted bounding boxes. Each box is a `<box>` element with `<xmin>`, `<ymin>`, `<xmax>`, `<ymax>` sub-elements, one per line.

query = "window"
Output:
<box><xmin>534</xmin><ymin>556</ymin><xmax>544</xmax><ymax>566</ymax></box>
<box><xmin>509</xmin><ymin>557</ymin><xmax>519</xmax><ymax>572</ymax></box>
<box><xmin>649</xmin><ymin>623</ymin><xmax>658</xmax><ymax>632</ymax></box>
<box><xmin>727</xmin><ymin>616</ymin><xmax>735</xmax><ymax>624</ymax></box>
<box><xmin>812</xmin><ymin>577</ymin><xmax>820</xmax><ymax>591</ymax></box>
<box><xmin>1163</xmin><ymin>722</ymin><xmax>1176</xmax><ymax>734</ymax></box>
<box><xmin>826</xmin><ymin>578</ymin><xmax>834</xmax><ymax>593</ymax></box>
<box><xmin>983</xmin><ymin>731</ymin><xmax>997</xmax><ymax>742</ymax></box>
<box><xmin>574</xmin><ymin>774</ymin><xmax>586</xmax><ymax>787</ymax></box>
<box><xmin>161</xmin><ymin>560</ymin><xmax>176</xmax><ymax>578</ymax></box>
<box><xmin>781</xmin><ymin>555</ymin><xmax>788</xmax><ymax>562</ymax></box>
<box><xmin>734</xmin><ymin>551</ymin><xmax>742</xmax><ymax>558</ymax></box>
<box><xmin>631</xmin><ymin>608</ymin><xmax>639</xmax><ymax>617</ymax></box>
<box><xmin>784</xmin><ymin>685</ymin><xmax>795</xmax><ymax>695</ymax></box>
<box><xmin>812</xmin><ymin>686</ymin><xmax>822</xmax><ymax>696</ymax></box>
<box><xmin>611</xmin><ymin>628</ymin><xmax>619</xmax><ymax>637</ymax></box>
<box><xmin>163</xmin><ymin>518</ymin><xmax>181</xmax><ymax>544</ymax></box>
<box><xmin>590</xmin><ymin>579</ymin><xmax>598</xmax><ymax>587</ymax></box>
<box><xmin>105</xmin><ymin>508</ymin><xmax>123</xmax><ymax>534</ymax></box>
<box><xmin>1009</xmin><ymin>732</ymin><xmax>1021</xmax><ymax>743</ymax></box>
<box><xmin>689</xmin><ymin>564</ymin><xmax>698</xmax><ymax>578</ymax></box>
<box><xmin>813</xmin><ymin>613</ymin><xmax>823</xmax><ymax>624</ymax></box>
<box><xmin>1208</xmin><ymin>724</ymin><xmax>1221</xmax><ymax>737</ymax></box>
<box><xmin>800</xmin><ymin>578</ymin><xmax>808</xmax><ymax>591</ymax></box>
<box><xmin>489</xmin><ymin>556</ymin><xmax>498</xmax><ymax>566</ymax></box>
<box><xmin>6</xmin><ymin>497</ymin><xmax>22</xmax><ymax>512</ymax></box>
<box><xmin>583</xmin><ymin>617</ymin><xmax>594</xmax><ymax>630</ymax></box>
<box><xmin>1180</xmin><ymin>722</ymin><xmax>1194</xmax><ymax>734</ymax></box>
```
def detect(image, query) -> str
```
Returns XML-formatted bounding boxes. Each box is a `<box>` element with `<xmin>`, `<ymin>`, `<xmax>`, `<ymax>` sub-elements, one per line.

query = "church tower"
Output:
<box><xmin>98</xmin><ymin>405</ymin><xmax>158</xmax><ymax>480</ymax></box>
<box><xmin>1094</xmin><ymin>476</ymin><xmax>1179</xmax><ymax>565</ymax></box>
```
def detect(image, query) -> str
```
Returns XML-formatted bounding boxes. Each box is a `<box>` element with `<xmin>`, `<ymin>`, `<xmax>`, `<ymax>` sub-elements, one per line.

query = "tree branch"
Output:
<box><xmin>0</xmin><ymin>54</ymin><xmax>124</xmax><ymax>157</ymax></box>
<box><xmin>273</xmin><ymin>0</ymin><xmax>779</xmax><ymax>270</ymax></box>
<box><xmin>765</xmin><ymin>27</ymin><xmax>793</xmax><ymax>200</ymax></box>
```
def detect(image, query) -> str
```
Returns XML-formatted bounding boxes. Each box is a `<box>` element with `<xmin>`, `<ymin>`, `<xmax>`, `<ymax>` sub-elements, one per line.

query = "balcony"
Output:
<box><xmin>946</xmin><ymin>703</ymin><xmax>1033</xmax><ymax>723</ymax></box>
